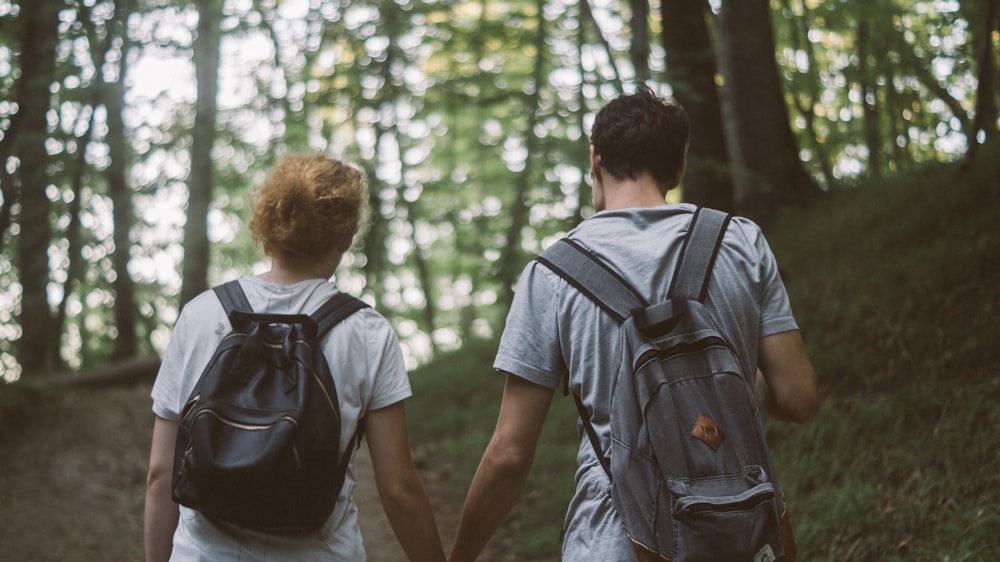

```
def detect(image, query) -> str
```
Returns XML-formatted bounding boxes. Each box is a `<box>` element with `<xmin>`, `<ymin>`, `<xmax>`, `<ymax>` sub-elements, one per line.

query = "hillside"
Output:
<box><xmin>406</xmin><ymin>152</ymin><xmax>1000</xmax><ymax>561</ymax></box>
<box><xmin>0</xmin><ymin>152</ymin><xmax>996</xmax><ymax>561</ymax></box>
<box><xmin>762</xmin><ymin>155</ymin><xmax>1000</xmax><ymax>560</ymax></box>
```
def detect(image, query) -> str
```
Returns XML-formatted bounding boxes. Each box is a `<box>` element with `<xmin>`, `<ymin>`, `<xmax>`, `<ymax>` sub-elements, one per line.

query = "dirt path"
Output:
<box><xmin>0</xmin><ymin>380</ymin><xmax>521</xmax><ymax>561</ymax></box>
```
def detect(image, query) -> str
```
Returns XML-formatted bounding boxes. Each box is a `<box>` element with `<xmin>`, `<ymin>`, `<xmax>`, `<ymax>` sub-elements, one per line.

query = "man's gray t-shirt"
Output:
<box><xmin>493</xmin><ymin>204</ymin><xmax>799</xmax><ymax>561</ymax></box>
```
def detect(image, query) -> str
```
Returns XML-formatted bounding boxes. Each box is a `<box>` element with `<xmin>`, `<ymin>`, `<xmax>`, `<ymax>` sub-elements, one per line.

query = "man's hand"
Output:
<box><xmin>449</xmin><ymin>375</ymin><xmax>554</xmax><ymax>562</ymax></box>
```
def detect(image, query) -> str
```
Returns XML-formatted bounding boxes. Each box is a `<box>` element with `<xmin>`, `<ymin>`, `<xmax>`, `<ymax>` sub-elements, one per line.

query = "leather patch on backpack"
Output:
<box><xmin>691</xmin><ymin>414</ymin><xmax>724</xmax><ymax>450</ymax></box>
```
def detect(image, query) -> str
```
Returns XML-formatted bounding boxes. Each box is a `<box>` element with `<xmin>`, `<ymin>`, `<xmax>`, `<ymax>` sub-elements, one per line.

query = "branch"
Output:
<box><xmin>579</xmin><ymin>0</ymin><xmax>624</xmax><ymax>93</ymax></box>
<box><xmin>888</xmin><ymin>23</ymin><xmax>972</xmax><ymax>135</ymax></box>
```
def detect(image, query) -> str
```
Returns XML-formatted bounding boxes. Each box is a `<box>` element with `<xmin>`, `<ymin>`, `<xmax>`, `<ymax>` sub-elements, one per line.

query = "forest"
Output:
<box><xmin>1</xmin><ymin>0</ymin><xmax>999</xmax><ymax>560</ymax></box>
<box><xmin>0</xmin><ymin>0</ymin><xmax>996</xmax><ymax>379</ymax></box>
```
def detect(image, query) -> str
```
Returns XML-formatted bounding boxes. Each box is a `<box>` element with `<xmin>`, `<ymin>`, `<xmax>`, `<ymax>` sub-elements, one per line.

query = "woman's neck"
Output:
<box><xmin>257</xmin><ymin>254</ymin><xmax>341</xmax><ymax>285</ymax></box>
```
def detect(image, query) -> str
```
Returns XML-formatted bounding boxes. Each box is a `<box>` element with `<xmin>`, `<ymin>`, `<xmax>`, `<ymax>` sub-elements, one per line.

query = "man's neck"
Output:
<box><xmin>602</xmin><ymin>174</ymin><xmax>668</xmax><ymax>211</ymax></box>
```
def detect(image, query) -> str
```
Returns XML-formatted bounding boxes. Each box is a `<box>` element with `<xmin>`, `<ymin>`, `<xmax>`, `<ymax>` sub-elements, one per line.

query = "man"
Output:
<box><xmin>448</xmin><ymin>87</ymin><xmax>818</xmax><ymax>561</ymax></box>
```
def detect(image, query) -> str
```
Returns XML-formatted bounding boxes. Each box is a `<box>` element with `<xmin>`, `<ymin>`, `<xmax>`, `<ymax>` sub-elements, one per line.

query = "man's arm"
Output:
<box><xmin>145</xmin><ymin>416</ymin><xmax>180</xmax><ymax>562</ymax></box>
<box><xmin>756</xmin><ymin>330</ymin><xmax>819</xmax><ymax>423</ymax></box>
<box><xmin>449</xmin><ymin>374</ymin><xmax>554</xmax><ymax>562</ymax></box>
<box><xmin>365</xmin><ymin>401</ymin><xmax>447</xmax><ymax>562</ymax></box>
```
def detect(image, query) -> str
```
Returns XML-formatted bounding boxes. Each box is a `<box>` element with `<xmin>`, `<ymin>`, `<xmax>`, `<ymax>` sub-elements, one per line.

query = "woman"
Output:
<box><xmin>144</xmin><ymin>154</ymin><xmax>446</xmax><ymax>561</ymax></box>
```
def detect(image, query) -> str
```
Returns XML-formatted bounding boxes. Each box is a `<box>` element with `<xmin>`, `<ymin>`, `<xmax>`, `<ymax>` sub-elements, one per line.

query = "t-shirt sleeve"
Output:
<box><xmin>754</xmin><ymin>229</ymin><xmax>799</xmax><ymax>337</ymax></box>
<box><xmin>150</xmin><ymin>306</ymin><xmax>192</xmax><ymax>421</ymax></box>
<box><xmin>150</xmin><ymin>293</ymin><xmax>229</xmax><ymax>420</ymax></box>
<box><xmin>493</xmin><ymin>261</ymin><xmax>566</xmax><ymax>389</ymax></box>
<box><xmin>363</xmin><ymin>311</ymin><xmax>413</xmax><ymax>411</ymax></box>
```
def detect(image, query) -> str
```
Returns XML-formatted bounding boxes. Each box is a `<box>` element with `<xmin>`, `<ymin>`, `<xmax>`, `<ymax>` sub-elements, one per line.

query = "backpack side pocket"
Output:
<box><xmin>667</xmin><ymin>465</ymin><xmax>782</xmax><ymax>562</ymax></box>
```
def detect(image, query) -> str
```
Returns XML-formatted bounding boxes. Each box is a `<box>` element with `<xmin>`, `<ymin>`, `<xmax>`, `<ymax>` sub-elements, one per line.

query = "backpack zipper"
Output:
<box><xmin>294</xmin><ymin>338</ymin><xmax>339</xmax><ymax>413</ymax></box>
<box><xmin>679</xmin><ymin>486</ymin><xmax>774</xmax><ymax>515</ymax></box>
<box><xmin>194</xmin><ymin>408</ymin><xmax>298</xmax><ymax>431</ymax></box>
<box><xmin>634</xmin><ymin>336</ymin><xmax>729</xmax><ymax>372</ymax></box>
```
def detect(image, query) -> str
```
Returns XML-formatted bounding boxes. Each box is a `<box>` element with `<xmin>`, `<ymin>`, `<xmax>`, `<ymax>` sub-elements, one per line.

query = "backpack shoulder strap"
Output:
<box><xmin>311</xmin><ymin>292</ymin><xmax>370</xmax><ymax>337</ymax></box>
<box><xmin>668</xmin><ymin>207</ymin><xmax>732</xmax><ymax>302</ymax></box>
<box><xmin>535</xmin><ymin>238</ymin><xmax>646</xmax><ymax>323</ymax></box>
<box><xmin>310</xmin><ymin>293</ymin><xmax>370</xmax><ymax>479</ymax></box>
<box><xmin>213</xmin><ymin>280</ymin><xmax>253</xmax><ymax>314</ymax></box>
<box><xmin>535</xmin><ymin>239</ymin><xmax>642</xmax><ymax>480</ymax></box>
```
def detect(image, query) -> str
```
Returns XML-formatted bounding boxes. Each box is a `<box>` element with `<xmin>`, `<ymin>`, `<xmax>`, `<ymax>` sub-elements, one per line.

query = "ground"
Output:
<box><xmin>0</xmin><ymin>380</ymin><xmax>515</xmax><ymax>561</ymax></box>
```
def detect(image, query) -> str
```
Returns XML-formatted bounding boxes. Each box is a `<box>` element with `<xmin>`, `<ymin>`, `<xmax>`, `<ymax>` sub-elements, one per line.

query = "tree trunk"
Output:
<box><xmin>661</xmin><ymin>0</ymin><xmax>733</xmax><ymax>210</ymax></box>
<box><xmin>360</xmin><ymin>142</ymin><xmax>388</xmax><ymax>299</ymax></box>
<box><xmin>180</xmin><ymin>0</ymin><xmax>222</xmax><ymax>307</ymax></box>
<box><xmin>383</xmin><ymin>5</ymin><xmax>438</xmax><ymax>356</ymax></box>
<box><xmin>498</xmin><ymin>0</ymin><xmax>546</xmax><ymax>307</ymax></box>
<box><xmin>856</xmin><ymin>19</ymin><xmax>882</xmax><ymax>179</ymax></box>
<box><xmin>966</xmin><ymin>0</ymin><xmax>1000</xmax><ymax>164</ymax></box>
<box><xmin>580</xmin><ymin>0</ymin><xmax>624</xmax><ymax>93</ymax></box>
<box><xmin>104</xmin><ymin>5</ymin><xmax>138</xmax><ymax>360</ymax></box>
<box><xmin>715</xmin><ymin>0</ymin><xmax>815</xmax><ymax>223</ymax></box>
<box><xmin>629</xmin><ymin>0</ymin><xmax>650</xmax><ymax>84</ymax></box>
<box><xmin>55</xmin><ymin>108</ymin><xmax>93</xmax><ymax>372</ymax></box>
<box><xmin>572</xmin><ymin>1</ymin><xmax>592</xmax><ymax>228</ymax></box>
<box><xmin>12</xmin><ymin>0</ymin><xmax>61</xmax><ymax>374</ymax></box>
<box><xmin>780</xmin><ymin>0</ymin><xmax>835</xmax><ymax>188</ymax></box>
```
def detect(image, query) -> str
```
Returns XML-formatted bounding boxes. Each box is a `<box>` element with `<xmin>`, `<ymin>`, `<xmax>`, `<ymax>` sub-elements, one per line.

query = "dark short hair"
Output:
<box><xmin>590</xmin><ymin>85</ymin><xmax>689</xmax><ymax>188</ymax></box>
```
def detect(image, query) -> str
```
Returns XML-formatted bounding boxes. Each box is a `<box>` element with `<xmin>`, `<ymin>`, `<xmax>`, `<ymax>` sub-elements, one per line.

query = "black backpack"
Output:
<box><xmin>172</xmin><ymin>280</ymin><xmax>368</xmax><ymax>535</ymax></box>
<box><xmin>537</xmin><ymin>208</ymin><xmax>795</xmax><ymax>562</ymax></box>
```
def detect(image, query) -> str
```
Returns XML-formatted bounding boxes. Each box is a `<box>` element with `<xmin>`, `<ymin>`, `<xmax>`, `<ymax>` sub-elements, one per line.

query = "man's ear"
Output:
<box><xmin>590</xmin><ymin>145</ymin><xmax>602</xmax><ymax>182</ymax></box>
<box><xmin>670</xmin><ymin>158</ymin><xmax>688</xmax><ymax>189</ymax></box>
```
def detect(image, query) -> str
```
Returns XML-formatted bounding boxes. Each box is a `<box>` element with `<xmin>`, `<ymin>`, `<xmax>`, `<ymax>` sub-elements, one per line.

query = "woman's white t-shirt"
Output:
<box><xmin>151</xmin><ymin>277</ymin><xmax>412</xmax><ymax>561</ymax></box>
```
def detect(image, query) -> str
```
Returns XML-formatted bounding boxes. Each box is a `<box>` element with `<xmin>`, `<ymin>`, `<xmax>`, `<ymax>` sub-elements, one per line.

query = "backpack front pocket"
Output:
<box><xmin>667</xmin><ymin>465</ymin><xmax>781</xmax><ymax>562</ymax></box>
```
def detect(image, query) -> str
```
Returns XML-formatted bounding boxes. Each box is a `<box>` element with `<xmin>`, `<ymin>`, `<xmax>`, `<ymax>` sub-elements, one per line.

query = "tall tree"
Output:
<box><xmin>856</xmin><ymin>17</ymin><xmax>882</xmax><ymax>179</ymax></box>
<box><xmin>102</xmin><ymin>0</ymin><xmax>138</xmax><ymax>359</ymax></box>
<box><xmin>12</xmin><ymin>0</ymin><xmax>61</xmax><ymax>374</ymax></box>
<box><xmin>180</xmin><ymin>0</ymin><xmax>222</xmax><ymax>306</ymax></box>
<box><xmin>572</xmin><ymin>0</ymin><xmax>594</xmax><ymax>227</ymax></box>
<box><xmin>629</xmin><ymin>0</ymin><xmax>650</xmax><ymax>84</ymax></box>
<box><xmin>778</xmin><ymin>0</ymin><xmax>835</xmax><ymax>188</ymax></box>
<box><xmin>497</xmin><ymin>0</ymin><xmax>547</xmax><ymax>307</ymax></box>
<box><xmin>715</xmin><ymin>0</ymin><xmax>815</xmax><ymax>221</ymax></box>
<box><xmin>382</xmin><ymin>2</ymin><xmax>439</xmax><ymax>355</ymax></box>
<box><xmin>54</xmin><ymin>104</ymin><xmax>94</xmax><ymax>372</ymax></box>
<box><xmin>966</xmin><ymin>0</ymin><xmax>1000</xmax><ymax>163</ymax></box>
<box><xmin>661</xmin><ymin>0</ymin><xmax>733</xmax><ymax>210</ymax></box>
<box><xmin>580</xmin><ymin>0</ymin><xmax>624</xmax><ymax>93</ymax></box>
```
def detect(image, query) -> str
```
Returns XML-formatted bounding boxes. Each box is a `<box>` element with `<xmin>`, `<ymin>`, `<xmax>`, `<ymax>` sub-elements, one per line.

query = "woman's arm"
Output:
<box><xmin>365</xmin><ymin>401</ymin><xmax>447</xmax><ymax>562</ymax></box>
<box><xmin>145</xmin><ymin>416</ymin><xmax>180</xmax><ymax>562</ymax></box>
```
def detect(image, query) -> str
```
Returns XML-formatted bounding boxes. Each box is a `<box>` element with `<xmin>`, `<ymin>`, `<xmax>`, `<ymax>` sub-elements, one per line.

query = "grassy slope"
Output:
<box><xmin>412</xmin><ymin>153</ymin><xmax>1000</xmax><ymax>561</ymax></box>
<box><xmin>767</xmin><ymin>153</ymin><xmax>1000</xmax><ymax>561</ymax></box>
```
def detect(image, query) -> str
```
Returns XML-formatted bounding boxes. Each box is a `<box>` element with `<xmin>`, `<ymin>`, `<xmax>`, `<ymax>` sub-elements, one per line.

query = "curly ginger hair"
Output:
<box><xmin>248</xmin><ymin>154</ymin><xmax>367</xmax><ymax>267</ymax></box>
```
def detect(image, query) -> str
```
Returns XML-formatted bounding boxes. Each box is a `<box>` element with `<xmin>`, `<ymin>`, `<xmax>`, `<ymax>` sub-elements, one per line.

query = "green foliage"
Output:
<box><xmin>773</xmin><ymin>0</ymin><xmax>981</xmax><ymax>184</ymax></box>
<box><xmin>3</xmin><ymin>0</ymin><xmax>995</xmax><ymax>378</ymax></box>
<box><xmin>406</xmin><ymin>153</ymin><xmax>1000</xmax><ymax>559</ymax></box>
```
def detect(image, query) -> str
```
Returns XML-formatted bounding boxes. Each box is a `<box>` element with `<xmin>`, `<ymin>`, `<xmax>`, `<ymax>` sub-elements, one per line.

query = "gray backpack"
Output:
<box><xmin>536</xmin><ymin>207</ymin><xmax>794</xmax><ymax>562</ymax></box>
